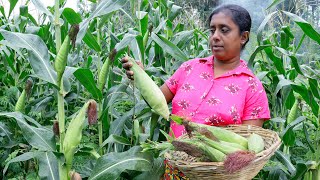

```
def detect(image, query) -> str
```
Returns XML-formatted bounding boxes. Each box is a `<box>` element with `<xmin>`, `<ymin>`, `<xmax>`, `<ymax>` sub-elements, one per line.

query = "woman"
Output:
<box><xmin>122</xmin><ymin>4</ymin><xmax>270</xmax><ymax>179</ymax></box>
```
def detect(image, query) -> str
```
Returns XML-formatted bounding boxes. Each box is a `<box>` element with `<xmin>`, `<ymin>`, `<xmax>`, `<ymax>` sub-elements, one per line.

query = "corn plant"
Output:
<box><xmin>249</xmin><ymin>3</ymin><xmax>320</xmax><ymax>179</ymax></box>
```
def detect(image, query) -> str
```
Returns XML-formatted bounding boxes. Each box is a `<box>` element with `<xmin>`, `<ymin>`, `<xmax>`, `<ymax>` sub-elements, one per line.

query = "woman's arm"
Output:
<box><xmin>160</xmin><ymin>83</ymin><xmax>174</xmax><ymax>103</ymax></box>
<box><xmin>242</xmin><ymin>119</ymin><xmax>265</xmax><ymax>127</ymax></box>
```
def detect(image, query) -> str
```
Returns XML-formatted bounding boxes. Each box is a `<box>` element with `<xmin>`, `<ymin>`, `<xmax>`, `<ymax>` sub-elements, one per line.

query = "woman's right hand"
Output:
<box><xmin>121</xmin><ymin>56</ymin><xmax>143</xmax><ymax>80</ymax></box>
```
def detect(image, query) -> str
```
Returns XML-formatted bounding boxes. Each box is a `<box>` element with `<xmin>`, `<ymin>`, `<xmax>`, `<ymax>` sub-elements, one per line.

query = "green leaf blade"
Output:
<box><xmin>74</xmin><ymin>68</ymin><xmax>102</xmax><ymax>100</ymax></box>
<box><xmin>89</xmin><ymin>146</ymin><xmax>152</xmax><ymax>180</ymax></box>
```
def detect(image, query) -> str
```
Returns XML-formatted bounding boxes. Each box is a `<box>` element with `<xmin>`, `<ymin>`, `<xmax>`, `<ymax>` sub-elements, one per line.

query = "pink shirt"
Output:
<box><xmin>165</xmin><ymin>55</ymin><xmax>270</xmax><ymax>138</ymax></box>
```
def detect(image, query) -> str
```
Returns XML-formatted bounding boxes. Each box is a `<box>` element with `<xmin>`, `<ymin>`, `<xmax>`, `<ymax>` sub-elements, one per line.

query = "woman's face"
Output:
<box><xmin>209</xmin><ymin>12</ymin><xmax>248</xmax><ymax>62</ymax></box>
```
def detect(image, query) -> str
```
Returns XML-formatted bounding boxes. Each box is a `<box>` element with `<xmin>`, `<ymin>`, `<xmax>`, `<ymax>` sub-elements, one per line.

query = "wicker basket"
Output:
<box><xmin>164</xmin><ymin>125</ymin><xmax>281</xmax><ymax>180</ymax></box>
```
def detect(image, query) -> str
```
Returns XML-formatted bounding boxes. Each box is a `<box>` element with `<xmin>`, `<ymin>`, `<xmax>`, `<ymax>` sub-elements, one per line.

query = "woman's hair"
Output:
<box><xmin>208</xmin><ymin>4</ymin><xmax>252</xmax><ymax>49</ymax></box>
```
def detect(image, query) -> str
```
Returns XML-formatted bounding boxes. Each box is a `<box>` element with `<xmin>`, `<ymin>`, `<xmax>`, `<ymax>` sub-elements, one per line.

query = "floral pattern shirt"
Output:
<box><xmin>165</xmin><ymin>55</ymin><xmax>270</xmax><ymax>138</ymax></box>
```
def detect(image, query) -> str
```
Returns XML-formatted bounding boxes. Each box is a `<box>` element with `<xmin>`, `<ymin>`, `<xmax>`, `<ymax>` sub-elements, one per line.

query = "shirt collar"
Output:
<box><xmin>197</xmin><ymin>55</ymin><xmax>255</xmax><ymax>77</ymax></box>
<box><xmin>198</xmin><ymin>55</ymin><xmax>214</xmax><ymax>65</ymax></box>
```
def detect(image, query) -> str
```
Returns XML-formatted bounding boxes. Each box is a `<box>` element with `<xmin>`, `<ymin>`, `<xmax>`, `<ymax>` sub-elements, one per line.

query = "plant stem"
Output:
<box><xmin>283</xmin><ymin>145</ymin><xmax>290</xmax><ymax>155</ymax></box>
<box><xmin>98</xmin><ymin>102</ymin><xmax>103</xmax><ymax>155</ymax></box>
<box><xmin>58</xmin><ymin>85</ymin><xmax>65</xmax><ymax>148</ymax></box>
<box><xmin>311</xmin><ymin>167</ymin><xmax>319</xmax><ymax>180</ymax></box>
<box><xmin>96</xmin><ymin>0</ymin><xmax>104</xmax><ymax>155</ymax></box>
<box><xmin>54</xmin><ymin>0</ymin><xmax>67</xmax><ymax>179</ymax></box>
<box><xmin>54</xmin><ymin>0</ymin><xmax>61</xmax><ymax>53</ymax></box>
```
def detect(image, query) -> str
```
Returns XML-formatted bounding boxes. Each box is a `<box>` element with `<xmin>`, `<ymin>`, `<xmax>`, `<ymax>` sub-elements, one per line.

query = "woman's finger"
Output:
<box><xmin>126</xmin><ymin>71</ymin><xmax>134</xmax><ymax>80</ymax></box>
<box><xmin>121</xmin><ymin>57</ymin><xmax>128</xmax><ymax>63</ymax></box>
<box><xmin>122</xmin><ymin>62</ymin><xmax>132</xmax><ymax>70</ymax></box>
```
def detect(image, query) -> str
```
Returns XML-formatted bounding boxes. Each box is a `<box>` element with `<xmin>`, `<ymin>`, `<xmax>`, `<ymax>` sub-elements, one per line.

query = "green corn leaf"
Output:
<box><xmin>30</xmin><ymin>0</ymin><xmax>54</xmax><ymax>21</ymax></box>
<box><xmin>3</xmin><ymin>152</ymin><xmax>36</xmax><ymax>174</ymax></box>
<box><xmin>0</xmin><ymin>5</ymin><xmax>5</xmax><ymax>17</ymax></box>
<box><xmin>275</xmin><ymin>150</ymin><xmax>296</xmax><ymax>175</ymax></box>
<box><xmin>0</xmin><ymin>122</ymin><xmax>13</xmax><ymax>142</ymax></box>
<box><xmin>0</xmin><ymin>30</ymin><xmax>56</xmax><ymax>86</ymax></box>
<box><xmin>266</xmin><ymin>0</ymin><xmax>285</xmax><ymax>10</ymax></box>
<box><xmin>74</xmin><ymin>68</ymin><xmax>102</xmax><ymax>101</ymax></box>
<box><xmin>268</xmin><ymin>168</ymin><xmax>287</xmax><ymax>180</ymax></box>
<box><xmin>282</xmin><ymin>127</ymin><xmax>296</xmax><ymax>146</ymax></box>
<box><xmin>291</xmin><ymin>163</ymin><xmax>308</xmax><ymax>180</ymax></box>
<box><xmin>83</xmin><ymin>30</ymin><xmax>101</xmax><ymax>52</ymax></box>
<box><xmin>292</xmin><ymin>85</ymin><xmax>319</xmax><ymax>117</ymax></box>
<box><xmin>257</xmin><ymin>11</ymin><xmax>277</xmax><ymax>44</ymax></box>
<box><xmin>150</xmin><ymin>113</ymin><xmax>160</xmax><ymax>140</ymax></box>
<box><xmin>62</xmin><ymin>8</ymin><xmax>82</xmax><ymax>25</ymax></box>
<box><xmin>173</xmin><ymin>30</ymin><xmax>195</xmax><ymax>49</ymax></box>
<box><xmin>247</xmin><ymin>45</ymin><xmax>272</xmax><ymax>70</ymax></box>
<box><xmin>283</xmin><ymin>11</ymin><xmax>320</xmax><ymax>45</ymax></box>
<box><xmin>100</xmin><ymin>134</ymin><xmax>131</xmax><ymax>148</ymax></box>
<box><xmin>288</xmin><ymin>55</ymin><xmax>303</xmax><ymax>75</ymax></box>
<box><xmin>281</xmin><ymin>26</ymin><xmax>294</xmax><ymax>39</ymax></box>
<box><xmin>89</xmin><ymin>146</ymin><xmax>152</xmax><ymax>180</ymax></box>
<box><xmin>136</xmin><ymin>11</ymin><xmax>148</xmax><ymax>36</ymax></box>
<box><xmin>151</xmin><ymin>32</ymin><xmax>188</xmax><ymax>61</ymax></box>
<box><xmin>274</xmin><ymin>78</ymin><xmax>293</xmax><ymax>96</ymax></box>
<box><xmin>77</xmin><ymin>0</ymin><xmax>128</xmax><ymax>44</ymax></box>
<box><xmin>115</xmin><ymin>33</ymin><xmax>136</xmax><ymax>52</ymax></box>
<box><xmin>37</xmin><ymin>151</ymin><xmax>59</xmax><ymax>180</ymax></box>
<box><xmin>130</xmin><ymin>37</ymin><xmax>143</xmax><ymax>61</ymax></box>
<box><xmin>109</xmin><ymin>102</ymin><xmax>147</xmax><ymax>136</ymax></box>
<box><xmin>303</xmin><ymin>123</ymin><xmax>315</xmax><ymax>153</ymax></box>
<box><xmin>8</xmin><ymin>0</ymin><xmax>18</xmax><ymax>17</ymax></box>
<box><xmin>168</xmin><ymin>5</ymin><xmax>182</xmax><ymax>21</ymax></box>
<box><xmin>308</xmin><ymin>78</ymin><xmax>320</xmax><ymax>100</ymax></box>
<box><xmin>0</xmin><ymin>112</ymin><xmax>56</xmax><ymax>151</ymax></box>
<box><xmin>133</xmin><ymin>157</ymin><xmax>165</xmax><ymax>180</ymax></box>
<box><xmin>280</xmin><ymin>30</ymin><xmax>289</xmax><ymax>49</ymax></box>
<box><xmin>281</xmin><ymin>116</ymin><xmax>306</xmax><ymax>146</ymax></box>
<box><xmin>262</xmin><ymin>39</ymin><xmax>285</xmax><ymax>74</ymax></box>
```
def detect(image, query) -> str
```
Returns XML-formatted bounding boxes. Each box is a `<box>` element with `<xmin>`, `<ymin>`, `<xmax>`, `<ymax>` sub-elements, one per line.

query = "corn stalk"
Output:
<box><xmin>54</xmin><ymin>0</ymin><xmax>67</xmax><ymax>179</ymax></box>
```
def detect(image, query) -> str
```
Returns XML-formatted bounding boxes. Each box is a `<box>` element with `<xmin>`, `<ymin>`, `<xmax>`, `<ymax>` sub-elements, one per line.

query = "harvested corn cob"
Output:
<box><xmin>170</xmin><ymin>116</ymin><xmax>248</xmax><ymax>149</ymax></box>
<box><xmin>195</xmin><ymin>134</ymin><xmax>242</xmax><ymax>154</ymax></box>
<box><xmin>248</xmin><ymin>133</ymin><xmax>265</xmax><ymax>153</ymax></box>
<box><xmin>126</xmin><ymin>56</ymin><xmax>170</xmax><ymax>120</ymax></box>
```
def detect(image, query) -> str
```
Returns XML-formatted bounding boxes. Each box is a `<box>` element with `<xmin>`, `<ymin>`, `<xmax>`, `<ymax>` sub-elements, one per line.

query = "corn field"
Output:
<box><xmin>0</xmin><ymin>0</ymin><xmax>319</xmax><ymax>179</ymax></box>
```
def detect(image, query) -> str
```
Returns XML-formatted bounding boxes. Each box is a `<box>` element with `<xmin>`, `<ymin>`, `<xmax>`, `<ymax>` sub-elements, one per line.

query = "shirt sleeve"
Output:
<box><xmin>242</xmin><ymin>77</ymin><xmax>270</xmax><ymax>121</ymax></box>
<box><xmin>165</xmin><ymin>62</ymin><xmax>188</xmax><ymax>95</ymax></box>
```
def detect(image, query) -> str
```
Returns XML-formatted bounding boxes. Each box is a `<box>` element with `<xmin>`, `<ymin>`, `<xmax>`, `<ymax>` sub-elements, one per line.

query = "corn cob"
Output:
<box><xmin>195</xmin><ymin>134</ymin><xmax>242</xmax><ymax>154</ymax></box>
<box><xmin>54</xmin><ymin>35</ymin><xmax>70</xmax><ymax>83</ymax></box>
<box><xmin>177</xmin><ymin>119</ymin><xmax>248</xmax><ymax>149</ymax></box>
<box><xmin>220</xmin><ymin>141</ymin><xmax>247</xmax><ymax>150</ymax></box>
<box><xmin>197</xmin><ymin>127</ymin><xmax>247</xmax><ymax>150</ymax></box>
<box><xmin>63</xmin><ymin>100</ymin><xmax>96</xmax><ymax>174</ymax></box>
<box><xmin>248</xmin><ymin>133</ymin><xmax>264</xmax><ymax>153</ymax></box>
<box><xmin>15</xmin><ymin>89</ymin><xmax>26</xmax><ymax>112</ymax></box>
<box><xmin>172</xmin><ymin>139</ymin><xmax>226</xmax><ymax>162</ymax></box>
<box><xmin>287</xmin><ymin>99</ymin><xmax>298</xmax><ymax>125</ymax></box>
<box><xmin>126</xmin><ymin>56</ymin><xmax>169</xmax><ymax>120</ymax></box>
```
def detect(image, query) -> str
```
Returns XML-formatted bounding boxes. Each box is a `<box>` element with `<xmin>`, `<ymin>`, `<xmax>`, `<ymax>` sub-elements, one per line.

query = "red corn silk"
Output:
<box><xmin>224</xmin><ymin>151</ymin><xmax>255</xmax><ymax>173</ymax></box>
<box><xmin>53</xmin><ymin>121</ymin><xmax>60</xmax><ymax>136</ymax></box>
<box><xmin>87</xmin><ymin>101</ymin><xmax>98</xmax><ymax>125</ymax></box>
